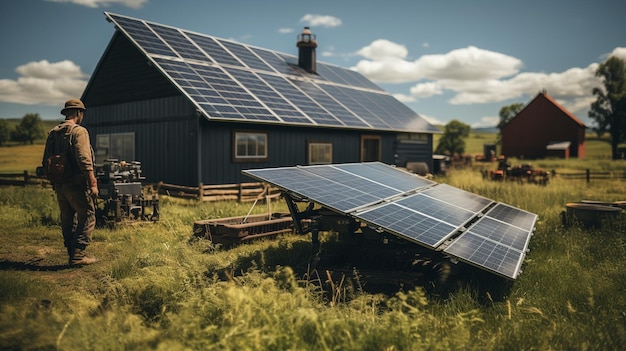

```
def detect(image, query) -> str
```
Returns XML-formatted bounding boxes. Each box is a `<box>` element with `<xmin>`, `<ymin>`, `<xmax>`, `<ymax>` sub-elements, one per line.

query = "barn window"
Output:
<box><xmin>308</xmin><ymin>142</ymin><xmax>332</xmax><ymax>165</ymax></box>
<box><xmin>94</xmin><ymin>133</ymin><xmax>135</xmax><ymax>163</ymax></box>
<box><xmin>397</xmin><ymin>133</ymin><xmax>428</xmax><ymax>144</ymax></box>
<box><xmin>234</xmin><ymin>131</ymin><xmax>268</xmax><ymax>161</ymax></box>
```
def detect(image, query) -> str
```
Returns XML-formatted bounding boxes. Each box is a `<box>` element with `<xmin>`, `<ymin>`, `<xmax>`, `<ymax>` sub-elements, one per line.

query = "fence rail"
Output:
<box><xmin>558</xmin><ymin>169</ymin><xmax>626</xmax><ymax>183</ymax></box>
<box><xmin>157</xmin><ymin>181</ymin><xmax>281</xmax><ymax>202</ymax></box>
<box><xmin>0</xmin><ymin>171</ymin><xmax>282</xmax><ymax>203</ymax></box>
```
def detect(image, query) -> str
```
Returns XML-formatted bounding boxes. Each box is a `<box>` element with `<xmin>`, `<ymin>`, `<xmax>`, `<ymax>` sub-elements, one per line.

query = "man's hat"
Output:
<box><xmin>61</xmin><ymin>99</ymin><xmax>86</xmax><ymax>115</ymax></box>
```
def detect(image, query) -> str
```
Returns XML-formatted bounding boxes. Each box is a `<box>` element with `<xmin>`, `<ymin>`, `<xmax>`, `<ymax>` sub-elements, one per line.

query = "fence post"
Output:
<box><xmin>586</xmin><ymin>169</ymin><xmax>590</xmax><ymax>183</ymax></box>
<box><xmin>23</xmin><ymin>170</ymin><xmax>29</xmax><ymax>185</ymax></box>
<box><xmin>198</xmin><ymin>182</ymin><xmax>203</xmax><ymax>200</ymax></box>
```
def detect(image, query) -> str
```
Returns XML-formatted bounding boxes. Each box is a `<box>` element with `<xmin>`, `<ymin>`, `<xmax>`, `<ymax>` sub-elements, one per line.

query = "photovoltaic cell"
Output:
<box><xmin>444</xmin><ymin>232</ymin><xmax>523</xmax><ymax>279</ymax></box>
<box><xmin>355</xmin><ymin>203</ymin><xmax>458</xmax><ymax>248</ymax></box>
<box><xmin>485</xmin><ymin>203</ymin><xmax>537</xmax><ymax>231</ymax></box>
<box><xmin>421</xmin><ymin>184</ymin><xmax>492</xmax><ymax>213</ymax></box>
<box><xmin>149</xmin><ymin>23</ymin><xmax>208</xmax><ymax>62</ymax></box>
<box><xmin>334</xmin><ymin>162</ymin><xmax>435</xmax><ymax>193</ymax></box>
<box><xmin>226</xmin><ymin>68</ymin><xmax>311</xmax><ymax>124</ymax></box>
<box><xmin>243</xmin><ymin>167</ymin><xmax>384</xmax><ymax>213</ymax></box>
<box><xmin>106</xmin><ymin>12</ymin><xmax>438</xmax><ymax>133</ymax></box>
<box><xmin>185</xmin><ymin>32</ymin><xmax>243</xmax><ymax>67</ymax></box>
<box><xmin>242</xmin><ymin>162</ymin><xmax>537</xmax><ymax>279</ymax></box>
<box><xmin>109</xmin><ymin>14</ymin><xmax>176</xmax><ymax>57</ymax></box>
<box><xmin>219</xmin><ymin>40</ymin><xmax>274</xmax><ymax>72</ymax></box>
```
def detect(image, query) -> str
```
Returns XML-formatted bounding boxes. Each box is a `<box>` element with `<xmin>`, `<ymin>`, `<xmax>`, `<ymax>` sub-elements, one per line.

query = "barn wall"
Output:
<box><xmin>198</xmin><ymin>121</ymin><xmax>417</xmax><ymax>185</ymax></box>
<box><xmin>82</xmin><ymin>96</ymin><xmax>199</xmax><ymax>185</ymax></box>
<box><xmin>502</xmin><ymin>94</ymin><xmax>586</xmax><ymax>159</ymax></box>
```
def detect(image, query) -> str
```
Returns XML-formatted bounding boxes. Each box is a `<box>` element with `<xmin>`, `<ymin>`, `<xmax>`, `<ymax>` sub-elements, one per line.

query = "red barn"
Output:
<box><xmin>501</xmin><ymin>91</ymin><xmax>586</xmax><ymax>159</ymax></box>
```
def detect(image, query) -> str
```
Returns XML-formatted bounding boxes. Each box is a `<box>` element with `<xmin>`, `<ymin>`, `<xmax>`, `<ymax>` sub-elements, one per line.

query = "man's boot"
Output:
<box><xmin>70</xmin><ymin>248</ymin><xmax>97</xmax><ymax>266</ymax></box>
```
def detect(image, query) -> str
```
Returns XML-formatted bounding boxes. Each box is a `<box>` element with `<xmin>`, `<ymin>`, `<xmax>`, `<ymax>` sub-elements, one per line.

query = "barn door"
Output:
<box><xmin>361</xmin><ymin>135</ymin><xmax>381</xmax><ymax>162</ymax></box>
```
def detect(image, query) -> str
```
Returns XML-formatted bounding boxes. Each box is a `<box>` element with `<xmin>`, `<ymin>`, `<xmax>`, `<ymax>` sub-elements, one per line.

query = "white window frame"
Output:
<box><xmin>234</xmin><ymin>131</ymin><xmax>268</xmax><ymax>162</ymax></box>
<box><xmin>308</xmin><ymin>141</ymin><xmax>333</xmax><ymax>165</ymax></box>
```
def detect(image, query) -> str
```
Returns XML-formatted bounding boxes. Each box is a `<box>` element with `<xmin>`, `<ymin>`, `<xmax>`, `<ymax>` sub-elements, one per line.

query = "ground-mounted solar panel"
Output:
<box><xmin>443</xmin><ymin>202</ymin><xmax>537</xmax><ymax>279</ymax></box>
<box><xmin>244</xmin><ymin>166</ymin><xmax>386</xmax><ymax>213</ymax></box>
<box><xmin>105</xmin><ymin>12</ymin><xmax>437</xmax><ymax>133</ymax></box>
<box><xmin>242</xmin><ymin>162</ymin><xmax>537</xmax><ymax>280</ymax></box>
<box><xmin>355</xmin><ymin>202</ymin><xmax>459</xmax><ymax>248</ymax></box>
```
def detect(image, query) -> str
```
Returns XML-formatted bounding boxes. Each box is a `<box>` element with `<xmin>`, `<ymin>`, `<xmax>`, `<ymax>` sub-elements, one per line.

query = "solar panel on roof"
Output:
<box><xmin>242</xmin><ymin>162</ymin><xmax>537</xmax><ymax>280</ymax></box>
<box><xmin>105</xmin><ymin>12</ymin><xmax>437</xmax><ymax>133</ymax></box>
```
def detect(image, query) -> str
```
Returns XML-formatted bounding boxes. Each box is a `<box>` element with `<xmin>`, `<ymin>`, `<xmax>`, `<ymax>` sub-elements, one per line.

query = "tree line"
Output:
<box><xmin>0</xmin><ymin>114</ymin><xmax>46</xmax><ymax>146</ymax></box>
<box><xmin>436</xmin><ymin>56</ymin><xmax>626</xmax><ymax>159</ymax></box>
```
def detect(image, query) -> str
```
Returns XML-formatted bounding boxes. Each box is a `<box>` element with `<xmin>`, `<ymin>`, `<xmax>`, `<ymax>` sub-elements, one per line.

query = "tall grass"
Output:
<box><xmin>1</xmin><ymin>135</ymin><xmax>625</xmax><ymax>350</ymax></box>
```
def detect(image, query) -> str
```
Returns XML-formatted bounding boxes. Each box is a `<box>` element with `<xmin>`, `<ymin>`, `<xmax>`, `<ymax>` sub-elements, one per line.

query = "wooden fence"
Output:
<box><xmin>0</xmin><ymin>171</ymin><xmax>49</xmax><ymax>187</ymax></box>
<box><xmin>0</xmin><ymin>171</ymin><xmax>282</xmax><ymax>203</ymax></box>
<box><xmin>156</xmin><ymin>181</ymin><xmax>282</xmax><ymax>202</ymax></box>
<box><xmin>558</xmin><ymin>169</ymin><xmax>626</xmax><ymax>183</ymax></box>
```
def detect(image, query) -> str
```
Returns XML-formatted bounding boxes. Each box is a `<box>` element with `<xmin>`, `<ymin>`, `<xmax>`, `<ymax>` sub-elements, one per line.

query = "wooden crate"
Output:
<box><xmin>193</xmin><ymin>212</ymin><xmax>294</xmax><ymax>246</ymax></box>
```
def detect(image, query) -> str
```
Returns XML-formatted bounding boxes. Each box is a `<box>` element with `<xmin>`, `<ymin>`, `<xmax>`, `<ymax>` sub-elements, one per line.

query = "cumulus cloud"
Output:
<box><xmin>0</xmin><ymin>60</ymin><xmax>88</xmax><ymax>105</ymax></box>
<box><xmin>354</xmin><ymin>43</ymin><xmax>522</xmax><ymax>83</ymax></box>
<box><xmin>609</xmin><ymin>47</ymin><xmax>626</xmax><ymax>60</ymax></box>
<box><xmin>353</xmin><ymin>39</ymin><xmax>608</xmax><ymax>112</ymax></box>
<box><xmin>278</xmin><ymin>28</ymin><xmax>293</xmax><ymax>34</ymax></box>
<box><xmin>300</xmin><ymin>14</ymin><xmax>342</xmax><ymax>28</ymax></box>
<box><xmin>45</xmin><ymin>0</ymin><xmax>147</xmax><ymax>8</ymax></box>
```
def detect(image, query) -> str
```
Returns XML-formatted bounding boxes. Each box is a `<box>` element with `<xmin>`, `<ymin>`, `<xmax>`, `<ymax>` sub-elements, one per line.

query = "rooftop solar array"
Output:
<box><xmin>243</xmin><ymin>162</ymin><xmax>537</xmax><ymax>279</ymax></box>
<box><xmin>105</xmin><ymin>12</ymin><xmax>439</xmax><ymax>133</ymax></box>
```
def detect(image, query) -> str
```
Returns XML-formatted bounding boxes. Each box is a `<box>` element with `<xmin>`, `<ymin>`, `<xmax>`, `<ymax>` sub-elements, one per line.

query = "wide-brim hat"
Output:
<box><xmin>61</xmin><ymin>99</ymin><xmax>86</xmax><ymax>115</ymax></box>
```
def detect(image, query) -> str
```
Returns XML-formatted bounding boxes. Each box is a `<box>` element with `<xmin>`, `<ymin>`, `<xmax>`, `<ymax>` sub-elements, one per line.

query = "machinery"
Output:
<box><xmin>94</xmin><ymin>159</ymin><xmax>159</xmax><ymax>227</ymax></box>
<box><xmin>484</xmin><ymin>156</ymin><xmax>550</xmax><ymax>185</ymax></box>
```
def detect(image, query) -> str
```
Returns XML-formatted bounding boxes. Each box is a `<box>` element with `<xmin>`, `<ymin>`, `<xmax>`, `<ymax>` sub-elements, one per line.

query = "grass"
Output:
<box><xmin>1</xmin><ymin>132</ymin><xmax>625</xmax><ymax>350</ymax></box>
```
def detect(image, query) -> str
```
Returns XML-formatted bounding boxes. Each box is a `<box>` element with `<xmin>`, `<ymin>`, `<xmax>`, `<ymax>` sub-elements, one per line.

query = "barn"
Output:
<box><xmin>80</xmin><ymin>13</ymin><xmax>439</xmax><ymax>186</ymax></box>
<box><xmin>501</xmin><ymin>91</ymin><xmax>586</xmax><ymax>159</ymax></box>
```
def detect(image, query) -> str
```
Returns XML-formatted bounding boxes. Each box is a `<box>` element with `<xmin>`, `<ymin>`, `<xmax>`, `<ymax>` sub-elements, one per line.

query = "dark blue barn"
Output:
<box><xmin>81</xmin><ymin>13</ymin><xmax>439</xmax><ymax>186</ymax></box>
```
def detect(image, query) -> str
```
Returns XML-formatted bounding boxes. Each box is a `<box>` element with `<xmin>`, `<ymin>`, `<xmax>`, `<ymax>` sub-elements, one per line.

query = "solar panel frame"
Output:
<box><xmin>242</xmin><ymin>162</ymin><xmax>537</xmax><ymax>279</ymax></box>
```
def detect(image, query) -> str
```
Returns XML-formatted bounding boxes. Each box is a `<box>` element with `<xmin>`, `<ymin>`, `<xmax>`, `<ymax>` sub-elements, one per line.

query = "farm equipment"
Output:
<box><xmin>484</xmin><ymin>156</ymin><xmax>550</xmax><ymax>185</ymax></box>
<box><xmin>94</xmin><ymin>159</ymin><xmax>159</xmax><ymax>227</ymax></box>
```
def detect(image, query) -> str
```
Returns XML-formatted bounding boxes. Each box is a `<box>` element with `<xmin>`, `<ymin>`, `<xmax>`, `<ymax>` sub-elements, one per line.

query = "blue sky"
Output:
<box><xmin>1</xmin><ymin>0</ymin><xmax>625</xmax><ymax>128</ymax></box>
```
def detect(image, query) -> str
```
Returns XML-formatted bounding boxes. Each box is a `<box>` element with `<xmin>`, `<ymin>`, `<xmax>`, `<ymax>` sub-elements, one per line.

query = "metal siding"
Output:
<box><xmin>83</xmin><ymin>96</ymin><xmax>199</xmax><ymax>185</ymax></box>
<box><xmin>199</xmin><ymin>123</ymin><xmax>404</xmax><ymax>184</ymax></box>
<box><xmin>394</xmin><ymin>135</ymin><xmax>434</xmax><ymax>171</ymax></box>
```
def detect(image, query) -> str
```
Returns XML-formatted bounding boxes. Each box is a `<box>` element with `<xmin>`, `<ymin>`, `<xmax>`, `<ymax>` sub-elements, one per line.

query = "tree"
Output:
<box><xmin>0</xmin><ymin>119</ymin><xmax>11</xmax><ymax>146</ymax></box>
<box><xmin>11</xmin><ymin>113</ymin><xmax>44</xmax><ymax>145</ymax></box>
<box><xmin>589</xmin><ymin>56</ymin><xmax>626</xmax><ymax>159</ymax></box>
<box><xmin>496</xmin><ymin>103</ymin><xmax>524</xmax><ymax>145</ymax></box>
<box><xmin>435</xmin><ymin>119</ymin><xmax>470</xmax><ymax>156</ymax></box>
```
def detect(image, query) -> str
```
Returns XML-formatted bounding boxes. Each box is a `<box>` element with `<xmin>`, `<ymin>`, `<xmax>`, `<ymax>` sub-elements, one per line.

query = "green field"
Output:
<box><xmin>1</xmin><ymin>132</ymin><xmax>625</xmax><ymax>350</ymax></box>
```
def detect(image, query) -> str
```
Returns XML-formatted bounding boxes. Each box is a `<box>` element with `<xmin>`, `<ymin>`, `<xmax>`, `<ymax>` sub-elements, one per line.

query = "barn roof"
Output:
<box><xmin>523</xmin><ymin>91</ymin><xmax>586</xmax><ymax>128</ymax></box>
<box><xmin>99</xmin><ymin>12</ymin><xmax>438</xmax><ymax>134</ymax></box>
<box><xmin>539</xmin><ymin>91</ymin><xmax>586</xmax><ymax>128</ymax></box>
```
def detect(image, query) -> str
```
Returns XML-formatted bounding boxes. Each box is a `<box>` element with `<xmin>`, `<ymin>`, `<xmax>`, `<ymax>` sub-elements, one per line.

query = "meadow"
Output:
<box><xmin>0</xmin><ymin>134</ymin><xmax>625</xmax><ymax>350</ymax></box>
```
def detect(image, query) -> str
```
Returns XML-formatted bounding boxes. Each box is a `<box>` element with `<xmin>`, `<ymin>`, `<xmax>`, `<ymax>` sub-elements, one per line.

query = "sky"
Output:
<box><xmin>1</xmin><ymin>0</ymin><xmax>625</xmax><ymax>129</ymax></box>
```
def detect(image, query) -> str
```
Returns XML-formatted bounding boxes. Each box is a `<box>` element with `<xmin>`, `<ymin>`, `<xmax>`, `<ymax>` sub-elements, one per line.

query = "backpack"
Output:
<box><xmin>44</xmin><ymin>124</ymin><xmax>78</xmax><ymax>184</ymax></box>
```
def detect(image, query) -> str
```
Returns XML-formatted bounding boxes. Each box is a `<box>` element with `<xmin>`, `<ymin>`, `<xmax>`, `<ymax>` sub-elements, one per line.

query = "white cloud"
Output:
<box><xmin>409</xmin><ymin>82</ymin><xmax>443</xmax><ymax>98</ymax></box>
<box><xmin>299</xmin><ymin>14</ymin><xmax>342</xmax><ymax>28</ymax></box>
<box><xmin>353</xmin><ymin>44</ymin><xmax>522</xmax><ymax>84</ymax></box>
<box><xmin>45</xmin><ymin>0</ymin><xmax>147</xmax><ymax>8</ymax></box>
<box><xmin>353</xmin><ymin>39</ymin><xmax>606</xmax><ymax>114</ymax></box>
<box><xmin>0</xmin><ymin>60</ymin><xmax>88</xmax><ymax>105</ymax></box>
<box><xmin>471</xmin><ymin>116</ymin><xmax>499</xmax><ymax>129</ymax></box>
<box><xmin>278</xmin><ymin>28</ymin><xmax>293</xmax><ymax>34</ymax></box>
<box><xmin>357</xmin><ymin>39</ymin><xmax>408</xmax><ymax>61</ymax></box>
<box><xmin>609</xmin><ymin>47</ymin><xmax>626</xmax><ymax>60</ymax></box>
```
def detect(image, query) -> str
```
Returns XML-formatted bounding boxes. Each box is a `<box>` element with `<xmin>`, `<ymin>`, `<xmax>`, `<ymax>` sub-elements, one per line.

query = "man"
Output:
<box><xmin>42</xmin><ymin>99</ymin><xmax>98</xmax><ymax>265</ymax></box>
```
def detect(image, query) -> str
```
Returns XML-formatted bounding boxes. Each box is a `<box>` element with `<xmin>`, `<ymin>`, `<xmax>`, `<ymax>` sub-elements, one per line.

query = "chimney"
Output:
<box><xmin>297</xmin><ymin>26</ymin><xmax>317</xmax><ymax>74</ymax></box>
